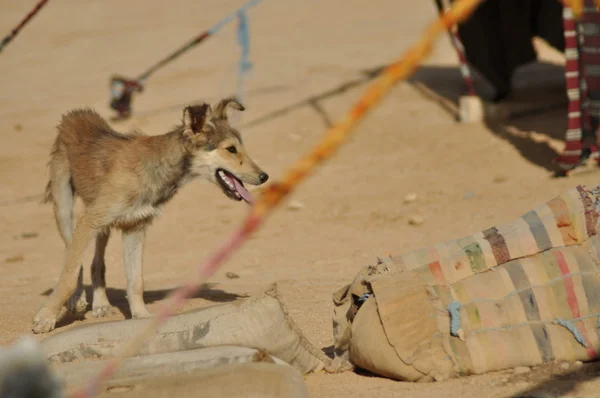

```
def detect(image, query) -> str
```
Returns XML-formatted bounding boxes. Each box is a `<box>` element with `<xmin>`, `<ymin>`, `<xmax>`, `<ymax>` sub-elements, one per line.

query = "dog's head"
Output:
<box><xmin>180</xmin><ymin>98</ymin><xmax>268</xmax><ymax>204</ymax></box>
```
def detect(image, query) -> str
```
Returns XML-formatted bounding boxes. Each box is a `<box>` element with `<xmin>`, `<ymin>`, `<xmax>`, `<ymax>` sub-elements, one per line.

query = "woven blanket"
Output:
<box><xmin>333</xmin><ymin>184</ymin><xmax>600</xmax><ymax>381</ymax></box>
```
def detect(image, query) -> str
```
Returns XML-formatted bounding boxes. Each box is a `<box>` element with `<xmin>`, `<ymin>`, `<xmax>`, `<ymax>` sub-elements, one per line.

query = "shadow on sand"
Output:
<box><xmin>118</xmin><ymin>60</ymin><xmax>570</xmax><ymax>174</ymax></box>
<box><xmin>41</xmin><ymin>283</ymin><xmax>245</xmax><ymax>328</ymax></box>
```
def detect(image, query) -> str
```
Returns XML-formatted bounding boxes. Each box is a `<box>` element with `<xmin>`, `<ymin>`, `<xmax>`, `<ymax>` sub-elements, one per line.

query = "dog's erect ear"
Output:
<box><xmin>183</xmin><ymin>103</ymin><xmax>212</xmax><ymax>134</ymax></box>
<box><xmin>214</xmin><ymin>97</ymin><xmax>245</xmax><ymax>120</ymax></box>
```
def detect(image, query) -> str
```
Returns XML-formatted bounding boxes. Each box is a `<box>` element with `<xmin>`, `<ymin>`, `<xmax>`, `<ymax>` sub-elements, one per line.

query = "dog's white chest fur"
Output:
<box><xmin>115</xmin><ymin>202</ymin><xmax>163</xmax><ymax>225</ymax></box>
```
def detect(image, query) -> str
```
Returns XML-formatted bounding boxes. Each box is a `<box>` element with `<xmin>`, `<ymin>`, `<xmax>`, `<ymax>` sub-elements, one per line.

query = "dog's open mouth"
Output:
<box><xmin>216</xmin><ymin>169</ymin><xmax>253</xmax><ymax>205</ymax></box>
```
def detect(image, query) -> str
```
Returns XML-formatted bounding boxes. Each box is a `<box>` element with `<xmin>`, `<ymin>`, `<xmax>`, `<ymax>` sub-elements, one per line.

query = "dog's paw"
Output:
<box><xmin>131</xmin><ymin>307</ymin><xmax>152</xmax><ymax>319</ymax></box>
<box><xmin>67</xmin><ymin>292</ymin><xmax>88</xmax><ymax>314</ymax></box>
<box><xmin>32</xmin><ymin>308</ymin><xmax>57</xmax><ymax>334</ymax></box>
<box><xmin>91</xmin><ymin>304</ymin><xmax>117</xmax><ymax>318</ymax></box>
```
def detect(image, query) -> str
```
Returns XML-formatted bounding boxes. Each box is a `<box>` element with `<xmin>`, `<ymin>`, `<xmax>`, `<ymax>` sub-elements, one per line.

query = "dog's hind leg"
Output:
<box><xmin>91</xmin><ymin>230</ymin><xmax>115</xmax><ymax>317</ymax></box>
<box><xmin>48</xmin><ymin>149</ymin><xmax>88</xmax><ymax>315</ymax></box>
<box><xmin>33</xmin><ymin>209</ymin><xmax>101</xmax><ymax>333</ymax></box>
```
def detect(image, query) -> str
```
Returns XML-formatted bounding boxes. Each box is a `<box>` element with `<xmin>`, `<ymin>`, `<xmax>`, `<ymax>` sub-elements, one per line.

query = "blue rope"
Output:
<box><xmin>357</xmin><ymin>293</ymin><xmax>370</xmax><ymax>304</ymax></box>
<box><xmin>236</xmin><ymin>9</ymin><xmax>252</xmax><ymax>105</ymax></box>
<box><xmin>202</xmin><ymin>0</ymin><xmax>262</xmax><ymax>116</ymax></box>
<box><xmin>555</xmin><ymin>318</ymin><xmax>588</xmax><ymax>348</ymax></box>
<box><xmin>448</xmin><ymin>301</ymin><xmax>462</xmax><ymax>337</ymax></box>
<box><xmin>208</xmin><ymin>0</ymin><xmax>263</xmax><ymax>36</ymax></box>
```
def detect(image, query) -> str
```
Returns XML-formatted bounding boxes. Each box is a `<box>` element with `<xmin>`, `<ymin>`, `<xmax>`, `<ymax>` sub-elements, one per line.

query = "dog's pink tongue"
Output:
<box><xmin>233</xmin><ymin>178</ymin><xmax>254</xmax><ymax>205</ymax></box>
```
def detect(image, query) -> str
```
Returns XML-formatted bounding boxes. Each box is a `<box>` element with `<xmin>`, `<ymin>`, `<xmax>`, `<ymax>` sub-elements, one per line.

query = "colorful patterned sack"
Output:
<box><xmin>333</xmin><ymin>185</ymin><xmax>600</xmax><ymax>381</ymax></box>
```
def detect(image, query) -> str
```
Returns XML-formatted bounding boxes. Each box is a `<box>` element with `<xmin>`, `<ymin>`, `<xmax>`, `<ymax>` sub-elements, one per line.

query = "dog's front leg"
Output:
<box><xmin>91</xmin><ymin>230</ymin><xmax>114</xmax><ymax>317</ymax></box>
<box><xmin>32</xmin><ymin>212</ymin><xmax>100</xmax><ymax>334</ymax></box>
<box><xmin>122</xmin><ymin>224</ymin><xmax>151</xmax><ymax>319</ymax></box>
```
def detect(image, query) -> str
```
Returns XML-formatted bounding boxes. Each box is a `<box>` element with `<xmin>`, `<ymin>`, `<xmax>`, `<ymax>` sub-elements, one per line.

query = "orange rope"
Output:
<box><xmin>569</xmin><ymin>0</ymin><xmax>583</xmax><ymax>17</ymax></box>
<box><xmin>563</xmin><ymin>0</ymin><xmax>600</xmax><ymax>19</ymax></box>
<box><xmin>70</xmin><ymin>0</ymin><xmax>484</xmax><ymax>396</ymax></box>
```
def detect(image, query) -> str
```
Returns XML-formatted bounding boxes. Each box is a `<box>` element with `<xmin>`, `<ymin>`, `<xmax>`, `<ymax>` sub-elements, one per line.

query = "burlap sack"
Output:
<box><xmin>44</xmin><ymin>284</ymin><xmax>333</xmax><ymax>376</ymax></box>
<box><xmin>53</xmin><ymin>346</ymin><xmax>309</xmax><ymax>398</ymax></box>
<box><xmin>53</xmin><ymin>346</ymin><xmax>288</xmax><ymax>388</ymax></box>
<box><xmin>98</xmin><ymin>362</ymin><xmax>310</xmax><ymax>398</ymax></box>
<box><xmin>333</xmin><ymin>184</ymin><xmax>600</xmax><ymax>381</ymax></box>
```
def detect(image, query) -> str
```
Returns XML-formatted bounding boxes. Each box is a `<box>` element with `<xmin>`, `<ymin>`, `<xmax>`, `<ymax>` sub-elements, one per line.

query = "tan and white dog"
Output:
<box><xmin>33</xmin><ymin>98</ymin><xmax>268</xmax><ymax>334</ymax></box>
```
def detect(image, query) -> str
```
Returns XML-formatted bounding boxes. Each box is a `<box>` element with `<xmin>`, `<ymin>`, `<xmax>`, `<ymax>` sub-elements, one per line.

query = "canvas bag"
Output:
<box><xmin>333</xmin><ymin>184</ymin><xmax>600</xmax><ymax>381</ymax></box>
<box><xmin>44</xmin><ymin>284</ymin><xmax>338</xmax><ymax>376</ymax></box>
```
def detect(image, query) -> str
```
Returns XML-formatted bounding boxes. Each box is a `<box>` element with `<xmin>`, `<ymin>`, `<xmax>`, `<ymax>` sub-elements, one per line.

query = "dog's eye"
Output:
<box><xmin>227</xmin><ymin>146</ymin><xmax>237</xmax><ymax>154</ymax></box>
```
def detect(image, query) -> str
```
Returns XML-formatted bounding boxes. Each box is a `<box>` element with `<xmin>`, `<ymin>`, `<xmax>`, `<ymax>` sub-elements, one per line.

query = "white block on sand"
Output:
<box><xmin>458</xmin><ymin>95</ymin><xmax>484</xmax><ymax>123</ymax></box>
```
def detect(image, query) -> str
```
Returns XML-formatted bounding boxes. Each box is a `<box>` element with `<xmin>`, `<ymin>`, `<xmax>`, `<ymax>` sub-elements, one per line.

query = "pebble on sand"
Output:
<box><xmin>403</xmin><ymin>193</ymin><xmax>418</xmax><ymax>203</ymax></box>
<box><xmin>287</xmin><ymin>200</ymin><xmax>305</xmax><ymax>211</ymax></box>
<box><xmin>408</xmin><ymin>215</ymin><xmax>424</xmax><ymax>226</ymax></box>
<box><xmin>225</xmin><ymin>272</ymin><xmax>240</xmax><ymax>279</ymax></box>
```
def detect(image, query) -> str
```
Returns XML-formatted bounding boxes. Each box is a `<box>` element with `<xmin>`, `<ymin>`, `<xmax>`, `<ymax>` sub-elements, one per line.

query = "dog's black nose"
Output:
<box><xmin>259</xmin><ymin>172</ymin><xmax>269</xmax><ymax>183</ymax></box>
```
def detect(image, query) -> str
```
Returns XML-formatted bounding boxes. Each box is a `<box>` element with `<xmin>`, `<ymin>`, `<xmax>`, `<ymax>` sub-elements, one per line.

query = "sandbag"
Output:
<box><xmin>52</xmin><ymin>346</ymin><xmax>287</xmax><ymax>389</ymax></box>
<box><xmin>333</xmin><ymin>184</ymin><xmax>600</xmax><ymax>381</ymax></box>
<box><xmin>53</xmin><ymin>346</ymin><xmax>309</xmax><ymax>398</ymax></box>
<box><xmin>98</xmin><ymin>362</ymin><xmax>310</xmax><ymax>398</ymax></box>
<box><xmin>43</xmin><ymin>284</ymin><xmax>334</xmax><ymax>376</ymax></box>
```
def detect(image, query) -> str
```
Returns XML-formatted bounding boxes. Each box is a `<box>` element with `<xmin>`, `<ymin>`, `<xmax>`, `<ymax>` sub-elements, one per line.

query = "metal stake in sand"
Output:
<box><xmin>108</xmin><ymin>0</ymin><xmax>263</xmax><ymax>120</ymax></box>
<box><xmin>433</xmin><ymin>0</ymin><xmax>483</xmax><ymax>123</ymax></box>
<box><xmin>71</xmin><ymin>0</ymin><xmax>485</xmax><ymax>396</ymax></box>
<box><xmin>0</xmin><ymin>0</ymin><xmax>50</xmax><ymax>54</ymax></box>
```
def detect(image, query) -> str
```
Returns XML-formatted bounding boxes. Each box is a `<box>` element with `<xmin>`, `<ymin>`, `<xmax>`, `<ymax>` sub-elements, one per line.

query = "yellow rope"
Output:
<box><xmin>70</xmin><ymin>0</ymin><xmax>484</xmax><ymax>396</ymax></box>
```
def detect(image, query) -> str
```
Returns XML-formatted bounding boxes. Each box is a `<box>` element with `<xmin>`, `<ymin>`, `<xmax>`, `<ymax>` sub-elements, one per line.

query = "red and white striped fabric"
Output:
<box><xmin>556</xmin><ymin>5</ymin><xmax>586</xmax><ymax>168</ymax></box>
<box><xmin>450</xmin><ymin>25</ymin><xmax>476</xmax><ymax>97</ymax></box>
<box><xmin>556</xmin><ymin>0</ymin><xmax>600</xmax><ymax>171</ymax></box>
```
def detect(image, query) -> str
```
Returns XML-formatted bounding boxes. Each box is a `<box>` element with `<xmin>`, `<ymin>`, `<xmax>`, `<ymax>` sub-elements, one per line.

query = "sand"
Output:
<box><xmin>1</xmin><ymin>0</ymin><xmax>600</xmax><ymax>396</ymax></box>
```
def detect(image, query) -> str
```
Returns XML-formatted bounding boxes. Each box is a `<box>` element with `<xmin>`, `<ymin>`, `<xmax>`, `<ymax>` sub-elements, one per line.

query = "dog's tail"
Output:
<box><xmin>42</xmin><ymin>180</ymin><xmax>53</xmax><ymax>204</ymax></box>
<box><xmin>42</xmin><ymin>138</ymin><xmax>62</xmax><ymax>205</ymax></box>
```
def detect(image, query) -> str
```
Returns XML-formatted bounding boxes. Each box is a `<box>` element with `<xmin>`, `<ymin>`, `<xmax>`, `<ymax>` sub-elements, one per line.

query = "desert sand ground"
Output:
<box><xmin>2</xmin><ymin>0</ymin><xmax>600</xmax><ymax>397</ymax></box>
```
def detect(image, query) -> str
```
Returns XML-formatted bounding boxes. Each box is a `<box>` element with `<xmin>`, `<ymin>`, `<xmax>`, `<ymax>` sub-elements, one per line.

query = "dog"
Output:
<box><xmin>32</xmin><ymin>97</ymin><xmax>269</xmax><ymax>334</ymax></box>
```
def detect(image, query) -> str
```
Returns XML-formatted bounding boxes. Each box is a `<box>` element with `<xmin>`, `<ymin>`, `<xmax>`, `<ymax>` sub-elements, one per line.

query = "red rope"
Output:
<box><xmin>433</xmin><ymin>0</ymin><xmax>477</xmax><ymax>97</ymax></box>
<box><xmin>0</xmin><ymin>0</ymin><xmax>50</xmax><ymax>53</ymax></box>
